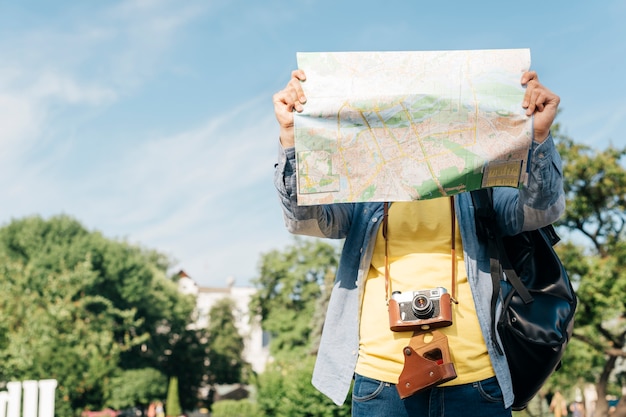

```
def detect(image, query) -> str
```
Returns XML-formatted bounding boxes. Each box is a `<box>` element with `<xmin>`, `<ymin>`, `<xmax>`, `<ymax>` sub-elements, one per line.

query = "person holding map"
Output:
<box><xmin>272</xmin><ymin>66</ymin><xmax>563</xmax><ymax>417</ymax></box>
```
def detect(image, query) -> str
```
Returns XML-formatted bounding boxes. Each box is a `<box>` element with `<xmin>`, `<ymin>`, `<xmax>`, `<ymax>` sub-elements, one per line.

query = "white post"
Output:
<box><xmin>21</xmin><ymin>381</ymin><xmax>38</xmax><ymax>417</ymax></box>
<box><xmin>37</xmin><ymin>380</ymin><xmax>57</xmax><ymax>417</ymax></box>
<box><xmin>6</xmin><ymin>382</ymin><xmax>21</xmax><ymax>417</ymax></box>
<box><xmin>0</xmin><ymin>391</ymin><xmax>9</xmax><ymax>417</ymax></box>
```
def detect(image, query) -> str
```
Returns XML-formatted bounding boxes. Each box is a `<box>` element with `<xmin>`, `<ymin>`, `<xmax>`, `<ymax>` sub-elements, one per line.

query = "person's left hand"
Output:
<box><xmin>521</xmin><ymin>71</ymin><xmax>560</xmax><ymax>143</ymax></box>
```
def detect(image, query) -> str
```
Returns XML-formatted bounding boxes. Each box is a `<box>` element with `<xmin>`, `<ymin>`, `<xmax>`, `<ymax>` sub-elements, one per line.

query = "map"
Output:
<box><xmin>294</xmin><ymin>49</ymin><xmax>532</xmax><ymax>205</ymax></box>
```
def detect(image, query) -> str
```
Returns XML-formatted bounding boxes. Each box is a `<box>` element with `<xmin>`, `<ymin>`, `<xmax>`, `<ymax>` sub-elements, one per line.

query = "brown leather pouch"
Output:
<box><xmin>396</xmin><ymin>330</ymin><xmax>457</xmax><ymax>399</ymax></box>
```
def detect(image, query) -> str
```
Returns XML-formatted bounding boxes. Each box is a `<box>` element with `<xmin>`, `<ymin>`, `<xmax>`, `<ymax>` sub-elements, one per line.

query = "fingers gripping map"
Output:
<box><xmin>294</xmin><ymin>49</ymin><xmax>532</xmax><ymax>205</ymax></box>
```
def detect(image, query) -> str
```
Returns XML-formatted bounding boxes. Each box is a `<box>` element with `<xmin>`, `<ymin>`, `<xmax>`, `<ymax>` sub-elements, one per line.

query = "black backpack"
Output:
<box><xmin>471</xmin><ymin>188</ymin><xmax>577</xmax><ymax>411</ymax></box>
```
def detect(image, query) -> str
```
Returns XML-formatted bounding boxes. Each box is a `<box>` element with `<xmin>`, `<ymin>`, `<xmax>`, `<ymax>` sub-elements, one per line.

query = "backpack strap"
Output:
<box><xmin>471</xmin><ymin>188</ymin><xmax>534</xmax><ymax>355</ymax></box>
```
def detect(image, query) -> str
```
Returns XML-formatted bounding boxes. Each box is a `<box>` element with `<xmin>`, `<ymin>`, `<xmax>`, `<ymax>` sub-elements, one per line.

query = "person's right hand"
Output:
<box><xmin>272</xmin><ymin>69</ymin><xmax>307</xmax><ymax>148</ymax></box>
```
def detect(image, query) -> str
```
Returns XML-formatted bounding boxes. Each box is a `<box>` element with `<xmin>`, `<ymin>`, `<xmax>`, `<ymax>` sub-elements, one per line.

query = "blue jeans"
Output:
<box><xmin>352</xmin><ymin>374</ymin><xmax>511</xmax><ymax>417</ymax></box>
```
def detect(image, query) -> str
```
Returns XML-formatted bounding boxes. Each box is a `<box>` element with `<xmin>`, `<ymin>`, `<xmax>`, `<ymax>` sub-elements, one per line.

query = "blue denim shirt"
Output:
<box><xmin>274</xmin><ymin>135</ymin><xmax>565</xmax><ymax>408</ymax></box>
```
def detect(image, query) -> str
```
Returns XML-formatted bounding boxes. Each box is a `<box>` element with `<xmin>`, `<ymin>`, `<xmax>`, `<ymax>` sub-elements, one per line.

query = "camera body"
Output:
<box><xmin>388</xmin><ymin>287</ymin><xmax>453</xmax><ymax>332</ymax></box>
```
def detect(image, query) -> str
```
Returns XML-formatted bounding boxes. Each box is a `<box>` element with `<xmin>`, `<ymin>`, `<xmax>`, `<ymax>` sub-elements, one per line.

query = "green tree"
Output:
<box><xmin>206</xmin><ymin>298</ymin><xmax>250</xmax><ymax>385</ymax></box>
<box><xmin>159</xmin><ymin>325</ymin><xmax>210</xmax><ymax>412</ymax></box>
<box><xmin>250</xmin><ymin>237</ymin><xmax>349</xmax><ymax>416</ymax></box>
<box><xmin>250</xmin><ymin>237</ymin><xmax>340</xmax><ymax>359</ymax></box>
<box><xmin>554</xmin><ymin>130</ymin><xmax>626</xmax><ymax>415</ymax></box>
<box><xmin>166</xmin><ymin>376</ymin><xmax>182</xmax><ymax>417</ymax></box>
<box><xmin>211</xmin><ymin>399</ymin><xmax>261</xmax><ymax>417</ymax></box>
<box><xmin>106</xmin><ymin>368</ymin><xmax>167</xmax><ymax>410</ymax></box>
<box><xmin>0</xmin><ymin>254</ymin><xmax>128</xmax><ymax>415</ymax></box>
<box><xmin>256</xmin><ymin>356</ymin><xmax>350</xmax><ymax>417</ymax></box>
<box><xmin>0</xmin><ymin>215</ymin><xmax>205</xmax><ymax>415</ymax></box>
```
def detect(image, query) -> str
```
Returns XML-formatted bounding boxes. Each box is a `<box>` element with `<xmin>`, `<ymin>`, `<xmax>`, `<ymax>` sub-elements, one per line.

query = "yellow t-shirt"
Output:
<box><xmin>355</xmin><ymin>199</ymin><xmax>495</xmax><ymax>385</ymax></box>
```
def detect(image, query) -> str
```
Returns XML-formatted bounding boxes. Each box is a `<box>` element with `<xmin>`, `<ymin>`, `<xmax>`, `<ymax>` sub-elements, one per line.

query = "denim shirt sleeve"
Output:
<box><xmin>492</xmin><ymin>133</ymin><xmax>565</xmax><ymax>235</ymax></box>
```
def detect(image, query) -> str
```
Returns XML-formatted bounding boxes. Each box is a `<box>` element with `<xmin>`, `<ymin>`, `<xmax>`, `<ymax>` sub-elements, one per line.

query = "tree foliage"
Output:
<box><xmin>250</xmin><ymin>237</ymin><xmax>340</xmax><ymax>359</ymax></box>
<box><xmin>106</xmin><ymin>368</ymin><xmax>167</xmax><ymax>410</ymax></box>
<box><xmin>206</xmin><ymin>297</ymin><xmax>250</xmax><ymax>385</ymax></box>
<box><xmin>256</xmin><ymin>356</ymin><xmax>351</xmax><ymax>417</ymax></box>
<box><xmin>249</xmin><ymin>237</ymin><xmax>350</xmax><ymax>415</ymax></box>
<box><xmin>166</xmin><ymin>376</ymin><xmax>182</xmax><ymax>417</ymax></box>
<box><xmin>211</xmin><ymin>399</ymin><xmax>261</xmax><ymax>417</ymax></box>
<box><xmin>0</xmin><ymin>215</ymin><xmax>205</xmax><ymax>415</ymax></box>
<box><xmin>553</xmin><ymin>127</ymin><xmax>626</xmax><ymax>414</ymax></box>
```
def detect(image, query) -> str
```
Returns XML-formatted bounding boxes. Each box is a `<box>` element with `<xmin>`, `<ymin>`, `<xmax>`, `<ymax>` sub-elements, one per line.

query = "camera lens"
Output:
<box><xmin>411</xmin><ymin>294</ymin><xmax>434</xmax><ymax>319</ymax></box>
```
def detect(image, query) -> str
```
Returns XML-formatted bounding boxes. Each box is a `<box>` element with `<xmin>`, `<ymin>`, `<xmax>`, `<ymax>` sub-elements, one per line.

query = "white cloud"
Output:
<box><xmin>0</xmin><ymin>0</ymin><xmax>215</xmax><ymax>196</ymax></box>
<box><xmin>30</xmin><ymin>72</ymin><xmax>117</xmax><ymax>105</ymax></box>
<box><xmin>0</xmin><ymin>93</ymin><xmax>39</xmax><ymax>152</ymax></box>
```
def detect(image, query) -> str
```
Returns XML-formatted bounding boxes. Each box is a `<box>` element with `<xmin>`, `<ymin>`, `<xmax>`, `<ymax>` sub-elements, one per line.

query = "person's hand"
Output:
<box><xmin>521</xmin><ymin>71</ymin><xmax>560</xmax><ymax>143</ymax></box>
<box><xmin>272</xmin><ymin>69</ymin><xmax>307</xmax><ymax>148</ymax></box>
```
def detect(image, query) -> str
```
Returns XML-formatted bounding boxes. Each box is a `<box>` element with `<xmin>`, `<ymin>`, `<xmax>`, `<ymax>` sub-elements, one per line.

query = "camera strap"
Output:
<box><xmin>382</xmin><ymin>197</ymin><xmax>458</xmax><ymax>305</ymax></box>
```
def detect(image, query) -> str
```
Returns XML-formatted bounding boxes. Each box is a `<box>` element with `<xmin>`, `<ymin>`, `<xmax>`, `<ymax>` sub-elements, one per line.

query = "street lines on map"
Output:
<box><xmin>335</xmin><ymin>96</ymin><xmax>482</xmax><ymax>202</ymax></box>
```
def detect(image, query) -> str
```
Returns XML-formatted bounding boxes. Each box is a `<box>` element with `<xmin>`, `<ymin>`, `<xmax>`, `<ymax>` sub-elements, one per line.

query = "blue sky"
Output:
<box><xmin>1</xmin><ymin>0</ymin><xmax>624</xmax><ymax>288</ymax></box>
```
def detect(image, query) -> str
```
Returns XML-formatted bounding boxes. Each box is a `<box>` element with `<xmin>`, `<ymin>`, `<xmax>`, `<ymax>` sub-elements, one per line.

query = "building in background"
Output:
<box><xmin>177</xmin><ymin>271</ymin><xmax>270</xmax><ymax>374</ymax></box>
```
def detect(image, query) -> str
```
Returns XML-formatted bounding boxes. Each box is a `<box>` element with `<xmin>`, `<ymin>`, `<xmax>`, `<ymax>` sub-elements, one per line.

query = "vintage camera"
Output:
<box><xmin>388</xmin><ymin>287</ymin><xmax>453</xmax><ymax>332</ymax></box>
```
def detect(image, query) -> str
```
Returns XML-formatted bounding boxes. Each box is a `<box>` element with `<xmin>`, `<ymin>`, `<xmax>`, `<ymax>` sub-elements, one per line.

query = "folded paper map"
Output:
<box><xmin>294</xmin><ymin>49</ymin><xmax>532</xmax><ymax>205</ymax></box>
